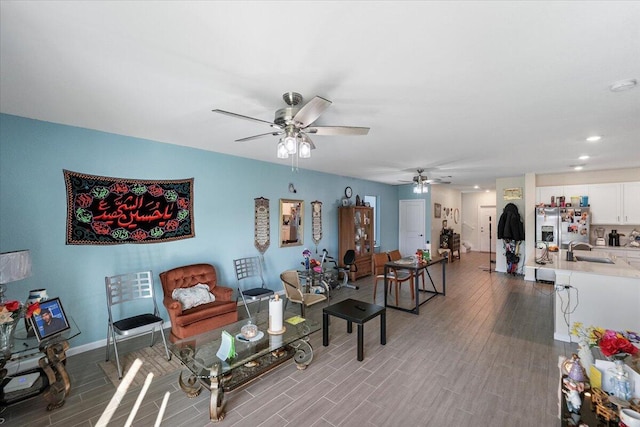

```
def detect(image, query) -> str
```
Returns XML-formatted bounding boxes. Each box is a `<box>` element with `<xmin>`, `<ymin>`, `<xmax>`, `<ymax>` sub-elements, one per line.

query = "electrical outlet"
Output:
<box><xmin>555</xmin><ymin>284</ymin><xmax>570</xmax><ymax>291</ymax></box>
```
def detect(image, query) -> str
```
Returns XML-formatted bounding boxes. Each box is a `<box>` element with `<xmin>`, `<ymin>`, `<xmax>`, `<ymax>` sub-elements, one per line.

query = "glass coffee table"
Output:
<box><xmin>169</xmin><ymin>308</ymin><xmax>320</xmax><ymax>422</ymax></box>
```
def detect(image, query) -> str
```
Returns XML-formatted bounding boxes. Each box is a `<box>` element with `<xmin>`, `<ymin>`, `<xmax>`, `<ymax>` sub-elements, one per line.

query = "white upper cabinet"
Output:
<box><xmin>589</xmin><ymin>183</ymin><xmax>621</xmax><ymax>224</ymax></box>
<box><xmin>563</xmin><ymin>185</ymin><xmax>589</xmax><ymax>202</ymax></box>
<box><xmin>537</xmin><ymin>186</ymin><xmax>564</xmax><ymax>205</ymax></box>
<box><xmin>622</xmin><ymin>182</ymin><xmax>640</xmax><ymax>224</ymax></box>
<box><xmin>536</xmin><ymin>185</ymin><xmax>588</xmax><ymax>206</ymax></box>
<box><xmin>588</xmin><ymin>182</ymin><xmax>640</xmax><ymax>224</ymax></box>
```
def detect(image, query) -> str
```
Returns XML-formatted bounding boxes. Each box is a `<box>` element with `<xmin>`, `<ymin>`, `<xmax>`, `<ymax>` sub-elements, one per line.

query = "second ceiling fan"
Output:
<box><xmin>213</xmin><ymin>92</ymin><xmax>369</xmax><ymax>158</ymax></box>
<box><xmin>404</xmin><ymin>168</ymin><xmax>452</xmax><ymax>184</ymax></box>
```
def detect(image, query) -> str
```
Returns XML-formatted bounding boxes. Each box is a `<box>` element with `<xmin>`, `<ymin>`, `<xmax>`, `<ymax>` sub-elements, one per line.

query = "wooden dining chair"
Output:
<box><xmin>387</xmin><ymin>250</ymin><xmax>426</xmax><ymax>300</ymax></box>
<box><xmin>372</xmin><ymin>252</ymin><xmax>413</xmax><ymax>303</ymax></box>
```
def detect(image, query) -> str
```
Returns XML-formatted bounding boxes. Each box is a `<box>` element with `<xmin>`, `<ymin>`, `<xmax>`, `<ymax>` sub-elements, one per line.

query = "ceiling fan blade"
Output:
<box><xmin>292</xmin><ymin>96</ymin><xmax>332</xmax><ymax>127</ymax></box>
<box><xmin>305</xmin><ymin>126</ymin><xmax>370</xmax><ymax>136</ymax></box>
<box><xmin>235</xmin><ymin>131</ymin><xmax>283</xmax><ymax>142</ymax></box>
<box><xmin>212</xmin><ymin>109</ymin><xmax>281</xmax><ymax>129</ymax></box>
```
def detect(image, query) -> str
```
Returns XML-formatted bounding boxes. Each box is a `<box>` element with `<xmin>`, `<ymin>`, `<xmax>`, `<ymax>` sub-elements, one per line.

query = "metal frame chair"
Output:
<box><xmin>234</xmin><ymin>257</ymin><xmax>274</xmax><ymax>319</ymax></box>
<box><xmin>280</xmin><ymin>270</ymin><xmax>328</xmax><ymax>317</ymax></box>
<box><xmin>105</xmin><ymin>270</ymin><xmax>170</xmax><ymax>379</ymax></box>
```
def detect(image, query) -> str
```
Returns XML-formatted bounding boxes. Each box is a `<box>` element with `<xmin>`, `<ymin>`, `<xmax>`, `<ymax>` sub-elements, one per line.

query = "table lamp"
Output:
<box><xmin>0</xmin><ymin>250</ymin><xmax>32</xmax><ymax>303</ymax></box>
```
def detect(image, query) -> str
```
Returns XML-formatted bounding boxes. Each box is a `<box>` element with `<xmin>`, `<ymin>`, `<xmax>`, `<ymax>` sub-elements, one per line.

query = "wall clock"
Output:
<box><xmin>344</xmin><ymin>186</ymin><xmax>352</xmax><ymax>198</ymax></box>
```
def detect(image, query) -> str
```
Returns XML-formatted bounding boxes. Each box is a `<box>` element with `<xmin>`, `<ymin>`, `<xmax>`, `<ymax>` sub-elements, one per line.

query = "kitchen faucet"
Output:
<box><xmin>566</xmin><ymin>240</ymin><xmax>593</xmax><ymax>261</ymax></box>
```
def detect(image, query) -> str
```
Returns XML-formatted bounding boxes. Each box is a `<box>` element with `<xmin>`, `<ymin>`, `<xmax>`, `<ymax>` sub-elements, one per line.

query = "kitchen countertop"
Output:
<box><xmin>593</xmin><ymin>244</ymin><xmax>640</xmax><ymax>251</ymax></box>
<box><xmin>529</xmin><ymin>249</ymin><xmax>640</xmax><ymax>279</ymax></box>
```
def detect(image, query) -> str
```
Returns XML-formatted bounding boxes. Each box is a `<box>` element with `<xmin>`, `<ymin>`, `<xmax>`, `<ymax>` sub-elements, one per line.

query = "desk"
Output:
<box><xmin>1</xmin><ymin>316</ymin><xmax>80</xmax><ymax>412</ymax></box>
<box><xmin>384</xmin><ymin>257</ymin><xmax>446</xmax><ymax>315</ymax></box>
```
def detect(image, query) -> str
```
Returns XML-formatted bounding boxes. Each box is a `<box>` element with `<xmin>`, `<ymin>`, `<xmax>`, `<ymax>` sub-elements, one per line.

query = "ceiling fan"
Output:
<box><xmin>212</xmin><ymin>92</ymin><xmax>369</xmax><ymax>159</ymax></box>
<box><xmin>402</xmin><ymin>169</ymin><xmax>452</xmax><ymax>185</ymax></box>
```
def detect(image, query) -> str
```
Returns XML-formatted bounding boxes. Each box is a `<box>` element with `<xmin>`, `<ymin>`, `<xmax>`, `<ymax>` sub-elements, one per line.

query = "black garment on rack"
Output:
<box><xmin>497</xmin><ymin>203</ymin><xmax>525</xmax><ymax>241</ymax></box>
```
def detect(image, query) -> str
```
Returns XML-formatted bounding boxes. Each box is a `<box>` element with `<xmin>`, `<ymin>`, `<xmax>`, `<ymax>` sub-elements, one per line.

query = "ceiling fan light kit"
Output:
<box><xmin>405</xmin><ymin>168</ymin><xmax>451</xmax><ymax>192</ymax></box>
<box><xmin>213</xmin><ymin>91</ymin><xmax>369</xmax><ymax>162</ymax></box>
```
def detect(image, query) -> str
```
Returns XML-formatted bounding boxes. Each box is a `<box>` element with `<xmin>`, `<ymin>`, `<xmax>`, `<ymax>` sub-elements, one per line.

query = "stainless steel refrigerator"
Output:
<box><xmin>535</xmin><ymin>206</ymin><xmax>591</xmax><ymax>282</ymax></box>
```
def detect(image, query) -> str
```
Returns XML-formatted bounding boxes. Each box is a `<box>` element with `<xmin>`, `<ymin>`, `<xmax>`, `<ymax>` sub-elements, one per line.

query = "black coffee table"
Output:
<box><xmin>322</xmin><ymin>298</ymin><xmax>386</xmax><ymax>361</ymax></box>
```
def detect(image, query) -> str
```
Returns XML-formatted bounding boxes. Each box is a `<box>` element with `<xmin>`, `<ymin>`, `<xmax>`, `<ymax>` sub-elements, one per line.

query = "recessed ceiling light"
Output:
<box><xmin>578</xmin><ymin>155</ymin><xmax>590</xmax><ymax>160</ymax></box>
<box><xmin>609</xmin><ymin>79</ymin><xmax>637</xmax><ymax>92</ymax></box>
<box><xmin>574</xmin><ymin>165</ymin><xmax>584</xmax><ymax>171</ymax></box>
<box><xmin>586</xmin><ymin>135</ymin><xmax>601</xmax><ymax>142</ymax></box>
<box><xmin>485</xmin><ymin>190</ymin><xmax>490</xmax><ymax>193</ymax></box>
<box><xmin>474</xmin><ymin>185</ymin><xmax>479</xmax><ymax>189</ymax></box>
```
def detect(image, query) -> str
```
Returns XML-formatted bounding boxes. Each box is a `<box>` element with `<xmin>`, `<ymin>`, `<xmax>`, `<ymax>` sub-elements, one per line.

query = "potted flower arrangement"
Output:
<box><xmin>0</xmin><ymin>300</ymin><xmax>40</xmax><ymax>359</ymax></box>
<box><xmin>571</xmin><ymin>322</ymin><xmax>639</xmax><ymax>359</ymax></box>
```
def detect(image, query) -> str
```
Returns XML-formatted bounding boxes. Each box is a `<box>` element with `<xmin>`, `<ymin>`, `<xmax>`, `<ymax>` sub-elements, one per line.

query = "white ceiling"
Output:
<box><xmin>2</xmin><ymin>1</ymin><xmax>639</xmax><ymax>191</ymax></box>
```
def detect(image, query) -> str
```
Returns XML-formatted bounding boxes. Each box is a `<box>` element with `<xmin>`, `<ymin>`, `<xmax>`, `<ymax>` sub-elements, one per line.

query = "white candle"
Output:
<box><xmin>269</xmin><ymin>295</ymin><xmax>283</xmax><ymax>333</ymax></box>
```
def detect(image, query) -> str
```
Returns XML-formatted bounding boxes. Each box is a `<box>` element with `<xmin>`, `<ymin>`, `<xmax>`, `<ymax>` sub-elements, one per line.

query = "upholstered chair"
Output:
<box><xmin>159</xmin><ymin>263</ymin><xmax>238</xmax><ymax>342</ymax></box>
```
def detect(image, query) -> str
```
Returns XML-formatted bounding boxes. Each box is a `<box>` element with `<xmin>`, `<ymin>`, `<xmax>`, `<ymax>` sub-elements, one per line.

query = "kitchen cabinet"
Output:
<box><xmin>338</xmin><ymin>206</ymin><xmax>373</xmax><ymax>281</ymax></box>
<box><xmin>536</xmin><ymin>185</ymin><xmax>588</xmax><ymax>206</ymax></box>
<box><xmin>563</xmin><ymin>185</ymin><xmax>589</xmax><ymax>203</ymax></box>
<box><xmin>537</xmin><ymin>186</ymin><xmax>563</xmax><ymax>205</ymax></box>
<box><xmin>589</xmin><ymin>182</ymin><xmax>640</xmax><ymax>224</ymax></box>
<box><xmin>626</xmin><ymin>249</ymin><xmax>640</xmax><ymax>269</ymax></box>
<box><xmin>622</xmin><ymin>182</ymin><xmax>640</xmax><ymax>224</ymax></box>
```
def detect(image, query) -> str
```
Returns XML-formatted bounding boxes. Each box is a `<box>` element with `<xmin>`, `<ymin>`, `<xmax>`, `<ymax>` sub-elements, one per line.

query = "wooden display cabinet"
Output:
<box><xmin>338</xmin><ymin>206</ymin><xmax>374</xmax><ymax>281</ymax></box>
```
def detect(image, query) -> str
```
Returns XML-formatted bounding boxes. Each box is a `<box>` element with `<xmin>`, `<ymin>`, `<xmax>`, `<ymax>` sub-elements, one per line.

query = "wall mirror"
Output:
<box><xmin>280</xmin><ymin>199</ymin><xmax>304</xmax><ymax>247</ymax></box>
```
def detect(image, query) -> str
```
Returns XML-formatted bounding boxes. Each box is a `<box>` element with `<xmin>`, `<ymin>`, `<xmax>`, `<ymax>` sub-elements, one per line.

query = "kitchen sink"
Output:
<box><xmin>574</xmin><ymin>255</ymin><xmax>615</xmax><ymax>264</ymax></box>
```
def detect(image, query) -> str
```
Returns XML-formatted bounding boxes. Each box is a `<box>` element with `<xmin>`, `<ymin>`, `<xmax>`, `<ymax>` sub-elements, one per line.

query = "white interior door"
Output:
<box><xmin>399</xmin><ymin>199</ymin><xmax>425</xmax><ymax>257</ymax></box>
<box><xmin>479</xmin><ymin>206</ymin><xmax>497</xmax><ymax>253</ymax></box>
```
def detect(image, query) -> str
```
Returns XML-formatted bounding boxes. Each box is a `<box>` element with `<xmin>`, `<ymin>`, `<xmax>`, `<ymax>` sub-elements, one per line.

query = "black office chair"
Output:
<box><xmin>335</xmin><ymin>249</ymin><xmax>359</xmax><ymax>290</ymax></box>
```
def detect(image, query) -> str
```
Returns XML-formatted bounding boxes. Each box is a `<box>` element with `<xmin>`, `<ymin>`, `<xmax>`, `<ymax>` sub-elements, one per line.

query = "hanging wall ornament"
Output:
<box><xmin>311</xmin><ymin>200</ymin><xmax>323</xmax><ymax>250</ymax></box>
<box><xmin>254</xmin><ymin>197</ymin><xmax>270</xmax><ymax>253</ymax></box>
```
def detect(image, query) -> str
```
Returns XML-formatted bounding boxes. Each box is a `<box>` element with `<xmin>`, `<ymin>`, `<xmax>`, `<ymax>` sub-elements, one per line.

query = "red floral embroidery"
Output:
<box><xmin>110</xmin><ymin>182</ymin><xmax>129</xmax><ymax>194</ymax></box>
<box><xmin>130</xmin><ymin>229</ymin><xmax>149</xmax><ymax>241</ymax></box>
<box><xmin>92</xmin><ymin>221</ymin><xmax>111</xmax><ymax>235</ymax></box>
<box><xmin>177</xmin><ymin>198</ymin><xmax>189</xmax><ymax>209</ymax></box>
<box><xmin>76</xmin><ymin>193</ymin><xmax>93</xmax><ymax>208</ymax></box>
<box><xmin>147</xmin><ymin>184</ymin><xmax>164</xmax><ymax>197</ymax></box>
<box><xmin>164</xmin><ymin>220</ymin><xmax>179</xmax><ymax>231</ymax></box>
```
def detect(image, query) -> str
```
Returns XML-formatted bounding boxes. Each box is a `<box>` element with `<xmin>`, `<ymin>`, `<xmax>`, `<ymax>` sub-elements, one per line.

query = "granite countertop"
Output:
<box><xmin>529</xmin><ymin>249</ymin><xmax>640</xmax><ymax>279</ymax></box>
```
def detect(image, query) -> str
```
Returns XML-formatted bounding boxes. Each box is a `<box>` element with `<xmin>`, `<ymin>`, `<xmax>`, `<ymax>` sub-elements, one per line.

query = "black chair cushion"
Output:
<box><xmin>242</xmin><ymin>288</ymin><xmax>274</xmax><ymax>298</ymax></box>
<box><xmin>113</xmin><ymin>313</ymin><xmax>162</xmax><ymax>332</ymax></box>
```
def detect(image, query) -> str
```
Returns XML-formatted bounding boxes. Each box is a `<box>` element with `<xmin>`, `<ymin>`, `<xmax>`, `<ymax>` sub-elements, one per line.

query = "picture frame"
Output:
<box><xmin>29</xmin><ymin>297</ymin><xmax>70</xmax><ymax>342</ymax></box>
<box><xmin>280</xmin><ymin>199</ymin><xmax>304</xmax><ymax>247</ymax></box>
<box><xmin>434</xmin><ymin>203</ymin><xmax>442</xmax><ymax>218</ymax></box>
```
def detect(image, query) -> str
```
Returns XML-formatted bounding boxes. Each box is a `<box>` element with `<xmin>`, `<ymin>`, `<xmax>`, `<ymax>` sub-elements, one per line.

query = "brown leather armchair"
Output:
<box><xmin>159</xmin><ymin>263</ymin><xmax>238</xmax><ymax>342</ymax></box>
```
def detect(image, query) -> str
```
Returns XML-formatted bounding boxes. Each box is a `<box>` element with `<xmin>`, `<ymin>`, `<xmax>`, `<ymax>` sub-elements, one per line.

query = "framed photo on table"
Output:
<box><xmin>29</xmin><ymin>297</ymin><xmax>70</xmax><ymax>342</ymax></box>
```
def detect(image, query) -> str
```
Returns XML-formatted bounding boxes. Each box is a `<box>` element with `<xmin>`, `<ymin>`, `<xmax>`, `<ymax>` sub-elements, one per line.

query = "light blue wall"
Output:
<box><xmin>0</xmin><ymin>114</ymin><xmax>399</xmax><ymax>347</ymax></box>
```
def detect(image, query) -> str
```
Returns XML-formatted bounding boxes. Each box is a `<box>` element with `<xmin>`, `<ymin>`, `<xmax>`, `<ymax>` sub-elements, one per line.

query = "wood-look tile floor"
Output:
<box><xmin>2</xmin><ymin>252</ymin><xmax>575</xmax><ymax>426</ymax></box>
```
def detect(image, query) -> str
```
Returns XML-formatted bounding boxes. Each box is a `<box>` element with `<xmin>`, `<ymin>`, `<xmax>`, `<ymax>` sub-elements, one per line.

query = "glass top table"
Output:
<box><xmin>10</xmin><ymin>315</ymin><xmax>81</xmax><ymax>360</ymax></box>
<box><xmin>1</xmin><ymin>315</ymin><xmax>81</xmax><ymax>411</ymax></box>
<box><xmin>169</xmin><ymin>308</ymin><xmax>321</xmax><ymax>422</ymax></box>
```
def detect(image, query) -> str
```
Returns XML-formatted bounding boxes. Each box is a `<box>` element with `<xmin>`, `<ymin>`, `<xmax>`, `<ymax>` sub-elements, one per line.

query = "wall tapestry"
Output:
<box><xmin>254</xmin><ymin>197</ymin><xmax>270</xmax><ymax>253</ymax></box>
<box><xmin>311</xmin><ymin>200</ymin><xmax>323</xmax><ymax>249</ymax></box>
<box><xmin>64</xmin><ymin>170</ymin><xmax>194</xmax><ymax>245</ymax></box>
